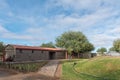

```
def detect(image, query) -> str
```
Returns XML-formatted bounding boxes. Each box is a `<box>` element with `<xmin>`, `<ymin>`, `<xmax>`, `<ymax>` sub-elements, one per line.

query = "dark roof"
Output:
<box><xmin>7</xmin><ymin>44</ymin><xmax>66</xmax><ymax>51</ymax></box>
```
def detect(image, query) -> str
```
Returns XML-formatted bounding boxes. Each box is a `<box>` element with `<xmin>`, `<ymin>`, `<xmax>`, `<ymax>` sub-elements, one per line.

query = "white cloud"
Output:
<box><xmin>0</xmin><ymin>0</ymin><xmax>13</xmax><ymax>16</ymax></box>
<box><xmin>55</xmin><ymin>0</ymin><xmax>102</xmax><ymax>11</ymax></box>
<box><xmin>1</xmin><ymin>0</ymin><xmax>120</xmax><ymax>49</ymax></box>
<box><xmin>0</xmin><ymin>25</ymin><xmax>9</xmax><ymax>33</ymax></box>
<box><xmin>44</xmin><ymin>6</ymin><xmax>118</xmax><ymax>32</ymax></box>
<box><xmin>11</xmin><ymin>1</ymin><xmax>119</xmax><ymax>48</ymax></box>
<box><xmin>110</xmin><ymin>27</ymin><xmax>120</xmax><ymax>33</ymax></box>
<box><xmin>0</xmin><ymin>25</ymin><xmax>44</xmax><ymax>41</ymax></box>
<box><xmin>0</xmin><ymin>0</ymin><xmax>8</xmax><ymax>9</ymax></box>
<box><xmin>91</xmin><ymin>34</ymin><xmax>115</xmax><ymax>47</ymax></box>
<box><xmin>55</xmin><ymin>0</ymin><xmax>120</xmax><ymax>12</ymax></box>
<box><xmin>89</xmin><ymin>18</ymin><xmax>120</xmax><ymax>48</ymax></box>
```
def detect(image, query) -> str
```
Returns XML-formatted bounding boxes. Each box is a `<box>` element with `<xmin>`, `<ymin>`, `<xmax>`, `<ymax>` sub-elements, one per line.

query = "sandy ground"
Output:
<box><xmin>0</xmin><ymin>60</ymin><xmax>62</xmax><ymax>80</ymax></box>
<box><xmin>0</xmin><ymin>71</ymin><xmax>12</xmax><ymax>77</ymax></box>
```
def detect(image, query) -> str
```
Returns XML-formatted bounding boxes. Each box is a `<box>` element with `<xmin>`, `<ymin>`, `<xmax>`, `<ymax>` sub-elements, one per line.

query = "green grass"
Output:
<box><xmin>61</xmin><ymin>57</ymin><xmax>120</xmax><ymax>80</ymax></box>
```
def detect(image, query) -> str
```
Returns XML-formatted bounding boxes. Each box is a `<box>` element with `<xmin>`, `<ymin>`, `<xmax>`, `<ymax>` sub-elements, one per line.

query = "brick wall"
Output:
<box><xmin>5</xmin><ymin>46</ymin><xmax>66</xmax><ymax>61</ymax></box>
<box><xmin>55</xmin><ymin>51</ymin><xmax>65</xmax><ymax>59</ymax></box>
<box><xmin>14</xmin><ymin>49</ymin><xmax>49</xmax><ymax>61</ymax></box>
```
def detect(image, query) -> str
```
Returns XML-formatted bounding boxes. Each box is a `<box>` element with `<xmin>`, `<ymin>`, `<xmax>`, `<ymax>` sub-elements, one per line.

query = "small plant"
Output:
<box><xmin>0</xmin><ymin>61</ymin><xmax>47</xmax><ymax>73</ymax></box>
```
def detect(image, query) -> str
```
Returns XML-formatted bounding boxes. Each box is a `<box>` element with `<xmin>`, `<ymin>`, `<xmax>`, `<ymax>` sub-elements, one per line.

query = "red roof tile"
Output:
<box><xmin>8</xmin><ymin>44</ymin><xmax>66</xmax><ymax>51</ymax></box>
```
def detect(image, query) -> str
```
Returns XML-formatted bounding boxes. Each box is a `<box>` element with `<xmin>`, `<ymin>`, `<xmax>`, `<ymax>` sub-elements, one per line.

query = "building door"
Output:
<box><xmin>49</xmin><ymin>52</ymin><xmax>55</xmax><ymax>60</ymax></box>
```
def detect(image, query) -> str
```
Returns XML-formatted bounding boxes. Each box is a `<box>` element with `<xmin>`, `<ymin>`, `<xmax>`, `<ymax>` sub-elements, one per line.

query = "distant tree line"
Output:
<box><xmin>40</xmin><ymin>42</ymin><xmax>55</xmax><ymax>48</ymax></box>
<box><xmin>97</xmin><ymin>38</ymin><xmax>120</xmax><ymax>55</ymax></box>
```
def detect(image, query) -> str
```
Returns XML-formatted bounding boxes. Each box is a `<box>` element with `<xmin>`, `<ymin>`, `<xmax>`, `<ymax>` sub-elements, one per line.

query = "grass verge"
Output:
<box><xmin>61</xmin><ymin>56</ymin><xmax>120</xmax><ymax>80</ymax></box>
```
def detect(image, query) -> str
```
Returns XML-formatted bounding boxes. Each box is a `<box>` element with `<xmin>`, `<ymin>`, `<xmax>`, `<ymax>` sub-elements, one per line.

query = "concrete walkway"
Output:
<box><xmin>0</xmin><ymin>60</ymin><xmax>60</xmax><ymax>80</ymax></box>
<box><xmin>38</xmin><ymin>60</ymin><xmax>59</xmax><ymax>77</ymax></box>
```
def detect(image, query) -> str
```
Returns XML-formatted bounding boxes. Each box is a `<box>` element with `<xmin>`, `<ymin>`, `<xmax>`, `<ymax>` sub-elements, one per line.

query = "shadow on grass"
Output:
<box><xmin>61</xmin><ymin>59</ymin><xmax>84</xmax><ymax>64</ymax></box>
<box><xmin>78</xmin><ymin>72</ymin><xmax>120</xmax><ymax>80</ymax></box>
<box><xmin>96</xmin><ymin>70</ymin><xmax>120</xmax><ymax>80</ymax></box>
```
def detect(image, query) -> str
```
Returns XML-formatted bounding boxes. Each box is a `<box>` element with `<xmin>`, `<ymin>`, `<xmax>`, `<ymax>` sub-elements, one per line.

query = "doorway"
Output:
<box><xmin>49</xmin><ymin>52</ymin><xmax>55</xmax><ymax>60</ymax></box>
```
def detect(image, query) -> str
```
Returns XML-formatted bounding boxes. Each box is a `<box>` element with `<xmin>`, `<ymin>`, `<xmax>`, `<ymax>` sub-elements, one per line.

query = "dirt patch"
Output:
<box><xmin>54</xmin><ymin>63</ymin><xmax>62</xmax><ymax>80</ymax></box>
<box><xmin>0</xmin><ymin>60</ymin><xmax>61</xmax><ymax>80</ymax></box>
<box><xmin>23</xmin><ymin>73</ymin><xmax>54</xmax><ymax>80</ymax></box>
<box><xmin>0</xmin><ymin>71</ymin><xmax>12</xmax><ymax>77</ymax></box>
<box><xmin>0</xmin><ymin>68</ymin><xmax>18</xmax><ymax>78</ymax></box>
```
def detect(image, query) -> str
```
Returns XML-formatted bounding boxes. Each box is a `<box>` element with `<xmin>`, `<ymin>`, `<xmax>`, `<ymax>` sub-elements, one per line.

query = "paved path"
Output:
<box><xmin>0</xmin><ymin>60</ymin><xmax>60</xmax><ymax>80</ymax></box>
<box><xmin>38</xmin><ymin>60</ymin><xmax>59</xmax><ymax>77</ymax></box>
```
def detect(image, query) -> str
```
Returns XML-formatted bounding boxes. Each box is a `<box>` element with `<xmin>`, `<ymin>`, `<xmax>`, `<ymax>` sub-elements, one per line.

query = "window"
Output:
<box><xmin>19</xmin><ymin>49</ymin><xmax>22</xmax><ymax>53</ymax></box>
<box><xmin>32</xmin><ymin>50</ymin><xmax>34</xmax><ymax>53</ymax></box>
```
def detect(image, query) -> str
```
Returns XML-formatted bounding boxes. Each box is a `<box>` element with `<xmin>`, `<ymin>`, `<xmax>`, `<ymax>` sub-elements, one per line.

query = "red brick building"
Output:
<box><xmin>4</xmin><ymin>44</ymin><xmax>68</xmax><ymax>61</ymax></box>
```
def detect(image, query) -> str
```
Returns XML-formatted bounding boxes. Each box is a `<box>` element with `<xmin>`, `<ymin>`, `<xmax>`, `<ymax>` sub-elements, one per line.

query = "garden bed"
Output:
<box><xmin>0</xmin><ymin>61</ymin><xmax>48</xmax><ymax>73</ymax></box>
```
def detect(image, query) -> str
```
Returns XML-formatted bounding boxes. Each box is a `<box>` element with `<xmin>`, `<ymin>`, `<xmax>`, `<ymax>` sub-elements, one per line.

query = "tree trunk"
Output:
<box><xmin>78</xmin><ymin>53</ymin><xmax>80</xmax><ymax>58</ymax></box>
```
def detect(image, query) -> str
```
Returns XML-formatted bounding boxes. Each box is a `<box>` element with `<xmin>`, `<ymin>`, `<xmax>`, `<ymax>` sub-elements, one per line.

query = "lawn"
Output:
<box><xmin>61</xmin><ymin>56</ymin><xmax>120</xmax><ymax>80</ymax></box>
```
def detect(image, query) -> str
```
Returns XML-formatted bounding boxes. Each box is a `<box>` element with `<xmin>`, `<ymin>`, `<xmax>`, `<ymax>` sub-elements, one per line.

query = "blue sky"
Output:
<box><xmin>0</xmin><ymin>0</ymin><xmax>120</xmax><ymax>51</ymax></box>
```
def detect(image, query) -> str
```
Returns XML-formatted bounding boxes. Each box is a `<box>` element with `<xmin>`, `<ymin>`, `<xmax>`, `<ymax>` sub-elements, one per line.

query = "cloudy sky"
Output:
<box><xmin>0</xmin><ymin>0</ymin><xmax>120</xmax><ymax>51</ymax></box>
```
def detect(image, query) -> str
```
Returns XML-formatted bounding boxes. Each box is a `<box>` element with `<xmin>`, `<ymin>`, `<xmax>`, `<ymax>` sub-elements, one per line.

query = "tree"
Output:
<box><xmin>113</xmin><ymin>39</ymin><xmax>120</xmax><ymax>52</ymax></box>
<box><xmin>0</xmin><ymin>42</ymin><xmax>4</xmax><ymax>52</ymax></box>
<box><xmin>0</xmin><ymin>42</ymin><xmax>5</xmax><ymax>56</ymax></box>
<box><xmin>56</xmin><ymin>31</ymin><xmax>94</xmax><ymax>54</ymax></box>
<box><xmin>40</xmin><ymin>42</ymin><xmax>55</xmax><ymax>48</ymax></box>
<box><xmin>97</xmin><ymin>47</ymin><xmax>107</xmax><ymax>55</ymax></box>
<box><xmin>109</xmin><ymin>47</ymin><xmax>115</xmax><ymax>51</ymax></box>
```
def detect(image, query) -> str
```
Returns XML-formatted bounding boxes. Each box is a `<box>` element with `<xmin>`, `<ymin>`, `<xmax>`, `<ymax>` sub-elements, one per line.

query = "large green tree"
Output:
<box><xmin>40</xmin><ymin>42</ymin><xmax>55</xmax><ymax>48</ymax></box>
<box><xmin>0</xmin><ymin>42</ymin><xmax>5</xmax><ymax>56</ymax></box>
<box><xmin>0</xmin><ymin>42</ymin><xmax>4</xmax><ymax>52</ymax></box>
<box><xmin>113</xmin><ymin>39</ymin><xmax>120</xmax><ymax>52</ymax></box>
<box><xmin>55</xmin><ymin>31</ymin><xmax>94</xmax><ymax>54</ymax></box>
<box><xmin>97</xmin><ymin>47</ymin><xmax>107</xmax><ymax>55</ymax></box>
